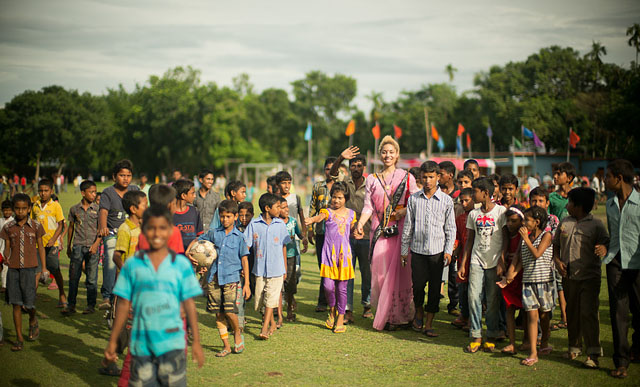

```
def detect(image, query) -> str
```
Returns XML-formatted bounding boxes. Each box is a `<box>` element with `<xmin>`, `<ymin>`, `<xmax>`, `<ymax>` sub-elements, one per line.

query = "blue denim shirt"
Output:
<box><xmin>603</xmin><ymin>189</ymin><xmax>640</xmax><ymax>269</ymax></box>
<box><xmin>244</xmin><ymin>215</ymin><xmax>291</xmax><ymax>278</ymax></box>
<box><xmin>200</xmin><ymin>226</ymin><xmax>249</xmax><ymax>285</ymax></box>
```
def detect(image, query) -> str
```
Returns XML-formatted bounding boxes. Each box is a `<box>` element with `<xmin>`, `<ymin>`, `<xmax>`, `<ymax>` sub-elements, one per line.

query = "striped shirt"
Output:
<box><xmin>521</xmin><ymin>230</ymin><xmax>554</xmax><ymax>283</ymax></box>
<box><xmin>401</xmin><ymin>188</ymin><xmax>456</xmax><ymax>256</ymax></box>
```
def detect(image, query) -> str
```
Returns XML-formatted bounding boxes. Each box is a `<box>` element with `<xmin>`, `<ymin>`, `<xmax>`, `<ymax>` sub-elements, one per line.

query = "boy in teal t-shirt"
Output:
<box><xmin>549</xmin><ymin>162</ymin><xmax>575</xmax><ymax>221</ymax></box>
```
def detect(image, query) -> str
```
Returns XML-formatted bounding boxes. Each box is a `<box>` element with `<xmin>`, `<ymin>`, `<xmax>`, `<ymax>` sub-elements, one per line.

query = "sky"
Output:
<box><xmin>1</xmin><ymin>0</ymin><xmax>639</xmax><ymax>110</ymax></box>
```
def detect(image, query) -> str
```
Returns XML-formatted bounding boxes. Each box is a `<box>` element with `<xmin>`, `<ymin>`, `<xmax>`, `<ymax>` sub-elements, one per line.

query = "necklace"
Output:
<box><xmin>382</xmin><ymin>169</ymin><xmax>396</xmax><ymax>191</ymax></box>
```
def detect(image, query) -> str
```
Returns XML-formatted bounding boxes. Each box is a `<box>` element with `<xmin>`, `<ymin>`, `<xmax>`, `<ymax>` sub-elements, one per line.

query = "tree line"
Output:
<box><xmin>1</xmin><ymin>26</ymin><xmax>639</xmax><ymax>178</ymax></box>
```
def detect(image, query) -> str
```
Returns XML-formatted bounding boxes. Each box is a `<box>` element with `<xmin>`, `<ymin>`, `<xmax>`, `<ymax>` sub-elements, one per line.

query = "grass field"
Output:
<box><xmin>0</xmin><ymin>185</ymin><xmax>637</xmax><ymax>386</ymax></box>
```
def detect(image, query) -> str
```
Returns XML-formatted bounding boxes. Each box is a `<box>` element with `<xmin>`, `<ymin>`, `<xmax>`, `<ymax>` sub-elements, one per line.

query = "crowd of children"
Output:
<box><xmin>0</xmin><ymin>155</ymin><xmax>639</xmax><ymax>384</ymax></box>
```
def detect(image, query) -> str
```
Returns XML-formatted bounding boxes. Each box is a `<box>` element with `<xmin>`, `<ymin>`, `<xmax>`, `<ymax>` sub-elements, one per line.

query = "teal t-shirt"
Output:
<box><xmin>549</xmin><ymin>191</ymin><xmax>569</xmax><ymax>221</ymax></box>
<box><xmin>113</xmin><ymin>252</ymin><xmax>202</xmax><ymax>357</ymax></box>
<box><xmin>285</xmin><ymin>217</ymin><xmax>303</xmax><ymax>258</ymax></box>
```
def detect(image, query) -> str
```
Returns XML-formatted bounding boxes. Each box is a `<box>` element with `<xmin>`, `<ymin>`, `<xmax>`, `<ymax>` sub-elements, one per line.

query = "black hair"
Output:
<box><xmin>38</xmin><ymin>178</ymin><xmax>53</xmax><ymax>189</ymax></box>
<box><xmin>148</xmin><ymin>184</ymin><xmax>176</xmax><ymax>208</ymax></box>
<box><xmin>218</xmin><ymin>199</ymin><xmax>239</xmax><ymax>215</ymax></box>
<box><xmin>488</xmin><ymin>173</ymin><xmax>501</xmax><ymax>184</ymax></box>
<box><xmin>142</xmin><ymin>205</ymin><xmax>173</xmax><ymax>231</ymax></box>
<box><xmin>198</xmin><ymin>169</ymin><xmax>214</xmax><ymax>179</ymax></box>
<box><xmin>420</xmin><ymin>160</ymin><xmax>440</xmax><ymax>175</ymax></box>
<box><xmin>266</xmin><ymin>176</ymin><xmax>277</xmax><ymax>187</ymax></box>
<box><xmin>459</xmin><ymin>188</ymin><xmax>473</xmax><ymax>198</ymax></box>
<box><xmin>112</xmin><ymin>159</ymin><xmax>133</xmax><ymax>176</ymax></box>
<box><xmin>330</xmin><ymin>181</ymin><xmax>350</xmax><ymax>202</ymax></box>
<box><xmin>409</xmin><ymin>167</ymin><xmax>422</xmax><ymax>182</ymax></box>
<box><xmin>499</xmin><ymin>173</ymin><xmax>519</xmax><ymax>189</ymax></box>
<box><xmin>607</xmin><ymin>159</ymin><xmax>635</xmax><ymax>184</ymax></box>
<box><xmin>12</xmin><ymin>193</ymin><xmax>31</xmax><ymax>208</ymax></box>
<box><xmin>277</xmin><ymin>196</ymin><xmax>288</xmax><ymax>204</ymax></box>
<box><xmin>349</xmin><ymin>155</ymin><xmax>367</xmax><ymax>166</ymax></box>
<box><xmin>225</xmin><ymin>180</ymin><xmax>246</xmax><ymax>199</ymax></box>
<box><xmin>505</xmin><ymin>204</ymin><xmax>525</xmax><ymax>219</ymax></box>
<box><xmin>1</xmin><ymin>199</ymin><xmax>12</xmax><ymax>209</ymax></box>
<box><xmin>259</xmin><ymin>193</ymin><xmax>279</xmax><ymax>213</ymax></box>
<box><xmin>464</xmin><ymin>159</ymin><xmax>479</xmax><ymax>170</ymax></box>
<box><xmin>79</xmin><ymin>180</ymin><xmax>96</xmax><ymax>192</ymax></box>
<box><xmin>471</xmin><ymin>177</ymin><xmax>495</xmax><ymax>197</ymax></box>
<box><xmin>524</xmin><ymin>206</ymin><xmax>548</xmax><ymax>230</ymax></box>
<box><xmin>324</xmin><ymin>157</ymin><xmax>338</xmax><ymax>169</ymax></box>
<box><xmin>554</xmin><ymin>162</ymin><xmax>576</xmax><ymax>179</ymax></box>
<box><xmin>457</xmin><ymin>169</ymin><xmax>474</xmax><ymax>181</ymax></box>
<box><xmin>173</xmin><ymin>179</ymin><xmax>194</xmax><ymax>200</ymax></box>
<box><xmin>438</xmin><ymin>161</ymin><xmax>456</xmax><ymax>177</ymax></box>
<box><xmin>122</xmin><ymin>190</ymin><xmax>147</xmax><ymax>216</ymax></box>
<box><xmin>529</xmin><ymin>187</ymin><xmax>549</xmax><ymax>201</ymax></box>
<box><xmin>96</xmin><ymin>192</ymin><xmax>102</xmax><ymax>197</ymax></box>
<box><xmin>275</xmin><ymin>171</ymin><xmax>292</xmax><ymax>184</ymax></box>
<box><xmin>238</xmin><ymin>201</ymin><xmax>254</xmax><ymax>215</ymax></box>
<box><xmin>140</xmin><ymin>173</ymin><xmax>147</xmax><ymax>178</ymax></box>
<box><xmin>567</xmin><ymin>187</ymin><xmax>596</xmax><ymax>214</ymax></box>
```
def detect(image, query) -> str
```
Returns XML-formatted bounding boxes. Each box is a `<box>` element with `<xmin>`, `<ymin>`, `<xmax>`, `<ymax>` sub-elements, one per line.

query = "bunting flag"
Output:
<box><xmin>486</xmin><ymin>125</ymin><xmax>493</xmax><ymax>138</ymax></box>
<box><xmin>431</xmin><ymin>125</ymin><xmax>440</xmax><ymax>141</ymax></box>
<box><xmin>522</xmin><ymin>126</ymin><xmax>534</xmax><ymax>139</ymax></box>
<box><xmin>512</xmin><ymin>136</ymin><xmax>522</xmax><ymax>149</ymax></box>
<box><xmin>345</xmin><ymin>120</ymin><xmax>355</xmax><ymax>136</ymax></box>
<box><xmin>394</xmin><ymin>124</ymin><xmax>403</xmax><ymax>139</ymax></box>
<box><xmin>456</xmin><ymin>136</ymin><xmax>463</xmax><ymax>155</ymax></box>
<box><xmin>533</xmin><ymin>131</ymin><xmax>544</xmax><ymax>148</ymax></box>
<box><xmin>569</xmin><ymin>128</ymin><xmax>581</xmax><ymax>148</ymax></box>
<box><xmin>372</xmin><ymin>123</ymin><xmax>381</xmax><ymax>140</ymax></box>
<box><xmin>457</xmin><ymin>123</ymin><xmax>465</xmax><ymax>137</ymax></box>
<box><xmin>304</xmin><ymin>123</ymin><xmax>312</xmax><ymax>141</ymax></box>
<box><xmin>437</xmin><ymin>137</ymin><xmax>445</xmax><ymax>151</ymax></box>
<box><xmin>466</xmin><ymin>133</ymin><xmax>471</xmax><ymax>148</ymax></box>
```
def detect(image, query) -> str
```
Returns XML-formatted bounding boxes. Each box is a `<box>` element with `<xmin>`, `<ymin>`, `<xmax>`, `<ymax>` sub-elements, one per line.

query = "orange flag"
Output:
<box><xmin>372</xmin><ymin>124</ymin><xmax>381</xmax><ymax>140</ymax></box>
<box><xmin>457</xmin><ymin>123</ymin><xmax>465</xmax><ymax>137</ymax></box>
<box><xmin>431</xmin><ymin>125</ymin><xmax>439</xmax><ymax>142</ymax></box>
<box><xmin>345</xmin><ymin>120</ymin><xmax>356</xmax><ymax>136</ymax></box>
<box><xmin>466</xmin><ymin>133</ymin><xmax>471</xmax><ymax>147</ymax></box>
<box><xmin>394</xmin><ymin>125</ymin><xmax>403</xmax><ymax>139</ymax></box>
<box><xmin>569</xmin><ymin>128</ymin><xmax>580</xmax><ymax>148</ymax></box>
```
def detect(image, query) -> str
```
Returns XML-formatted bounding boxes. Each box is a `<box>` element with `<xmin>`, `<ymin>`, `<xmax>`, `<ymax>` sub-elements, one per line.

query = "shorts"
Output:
<box><xmin>522</xmin><ymin>282</ymin><xmax>555</xmax><ymax>312</ymax></box>
<box><xmin>37</xmin><ymin>246</ymin><xmax>60</xmax><ymax>273</ymax></box>
<box><xmin>7</xmin><ymin>267</ymin><xmax>37</xmax><ymax>309</ymax></box>
<box><xmin>284</xmin><ymin>256</ymin><xmax>297</xmax><ymax>296</ymax></box>
<box><xmin>207</xmin><ymin>281</ymin><xmax>239</xmax><ymax>314</ymax></box>
<box><xmin>130</xmin><ymin>349</ymin><xmax>186</xmax><ymax>387</ymax></box>
<box><xmin>553</xmin><ymin>268</ymin><xmax>563</xmax><ymax>292</ymax></box>
<box><xmin>254</xmin><ymin>275</ymin><xmax>284</xmax><ymax>310</ymax></box>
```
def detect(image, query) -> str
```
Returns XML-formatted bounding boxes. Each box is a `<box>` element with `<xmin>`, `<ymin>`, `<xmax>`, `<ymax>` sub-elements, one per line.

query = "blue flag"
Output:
<box><xmin>522</xmin><ymin>126</ymin><xmax>534</xmax><ymax>139</ymax></box>
<box><xmin>486</xmin><ymin>126</ymin><xmax>493</xmax><ymax>138</ymax></box>
<box><xmin>437</xmin><ymin>137</ymin><xmax>445</xmax><ymax>151</ymax></box>
<box><xmin>304</xmin><ymin>123</ymin><xmax>312</xmax><ymax>141</ymax></box>
<box><xmin>456</xmin><ymin>136</ymin><xmax>463</xmax><ymax>155</ymax></box>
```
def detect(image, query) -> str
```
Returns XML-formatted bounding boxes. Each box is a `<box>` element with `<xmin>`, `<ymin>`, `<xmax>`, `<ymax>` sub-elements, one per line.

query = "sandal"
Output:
<box><xmin>412</xmin><ymin>318</ymin><xmax>424</xmax><ymax>332</ymax></box>
<box><xmin>215</xmin><ymin>349</ymin><xmax>232</xmax><ymax>357</ymax></box>
<box><xmin>11</xmin><ymin>340</ymin><xmax>24</xmax><ymax>352</ymax></box>
<box><xmin>483</xmin><ymin>342</ymin><xmax>496</xmax><ymax>353</ymax></box>
<box><xmin>539</xmin><ymin>346</ymin><xmax>553</xmax><ymax>356</ymax></box>
<box><xmin>556</xmin><ymin>322</ymin><xmax>567</xmax><ymax>329</ymax></box>
<box><xmin>563</xmin><ymin>351</ymin><xmax>581</xmax><ymax>360</ymax></box>
<box><xmin>451</xmin><ymin>318</ymin><xmax>465</xmax><ymax>328</ymax></box>
<box><xmin>57</xmin><ymin>301</ymin><xmax>68</xmax><ymax>309</ymax></box>
<box><xmin>234</xmin><ymin>335</ymin><xmax>245</xmax><ymax>354</ymax></box>
<box><xmin>28</xmin><ymin>322</ymin><xmax>39</xmax><ymax>341</ymax></box>
<box><xmin>464</xmin><ymin>342</ymin><xmax>481</xmax><ymax>353</ymax></box>
<box><xmin>333</xmin><ymin>325</ymin><xmax>347</xmax><ymax>333</ymax></box>
<box><xmin>424</xmin><ymin>329</ymin><xmax>439</xmax><ymax>338</ymax></box>
<box><xmin>611</xmin><ymin>366</ymin><xmax>628</xmax><ymax>379</ymax></box>
<box><xmin>286</xmin><ymin>314</ymin><xmax>296</xmax><ymax>322</ymax></box>
<box><xmin>325</xmin><ymin>313</ymin><xmax>335</xmax><ymax>330</ymax></box>
<box><xmin>583</xmin><ymin>357</ymin><xmax>599</xmax><ymax>369</ymax></box>
<box><xmin>363</xmin><ymin>308</ymin><xmax>373</xmax><ymax>319</ymax></box>
<box><xmin>501</xmin><ymin>345</ymin><xmax>517</xmax><ymax>355</ymax></box>
<box><xmin>521</xmin><ymin>357</ymin><xmax>538</xmax><ymax>366</ymax></box>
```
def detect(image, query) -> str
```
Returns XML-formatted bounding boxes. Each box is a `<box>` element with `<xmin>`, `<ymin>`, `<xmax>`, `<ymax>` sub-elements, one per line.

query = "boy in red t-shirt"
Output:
<box><xmin>451</xmin><ymin>188</ymin><xmax>474</xmax><ymax>330</ymax></box>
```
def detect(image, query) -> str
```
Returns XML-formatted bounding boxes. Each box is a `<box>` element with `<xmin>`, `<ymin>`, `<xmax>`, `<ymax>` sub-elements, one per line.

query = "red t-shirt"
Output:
<box><xmin>455</xmin><ymin>210</ymin><xmax>470</xmax><ymax>283</ymax></box>
<box><xmin>136</xmin><ymin>225</ymin><xmax>185</xmax><ymax>254</ymax></box>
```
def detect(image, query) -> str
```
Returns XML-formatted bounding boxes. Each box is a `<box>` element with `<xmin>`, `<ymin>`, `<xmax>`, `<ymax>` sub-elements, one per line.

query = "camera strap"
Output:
<box><xmin>369</xmin><ymin>171</ymin><xmax>409</xmax><ymax>261</ymax></box>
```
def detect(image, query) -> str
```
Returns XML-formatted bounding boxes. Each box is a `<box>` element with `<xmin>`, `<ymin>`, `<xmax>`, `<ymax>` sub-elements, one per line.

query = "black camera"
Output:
<box><xmin>382</xmin><ymin>225</ymin><xmax>399</xmax><ymax>237</ymax></box>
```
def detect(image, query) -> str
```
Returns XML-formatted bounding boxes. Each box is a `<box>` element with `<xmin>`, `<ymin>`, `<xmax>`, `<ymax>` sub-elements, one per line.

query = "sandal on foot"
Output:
<box><xmin>286</xmin><ymin>314</ymin><xmax>296</xmax><ymax>322</ymax></box>
<box><xmin>11</xmin><ymin>340</ymin><xmax>24</xmax><ymax>352</ymax></box>
<box><xmin>216</xmin><ymin>349</ymin><xmax>232</xmax><ymax>357</ymax></box>
<box><xmin>556</xmin><ymin>322</ymin><xmax>567</xmax><ymax>329</ymax></box>
<box><xmin>27</xmin><ymin>322</ymin><xmax>39</xmax><ymax>341</ymax></box>
<box><xmin>333</xmin><ymin>325</ymin><xmax>347</xmax><ymax>333</ymax></box>
<box><xmin>583</xmin><ymin>357</ymin><xmax>599</xmax><ymax>369</ymax></box>
<box><xmin>412</xmin><ymin>318</ymin><xmax>424</xmax><ymax>332</ymax></box>
<box><xmin>539</xmin><ymin>346</ymin><xmax>553</xmax><ymax>356</ymax></box>
<box><xmin>325</xmin><ymin>313</ymin><xmax>335</xmax><ymax>330</ymax></box>
<box><xmin>464</xmin><ymin>342</ymin><xmax>481</xmax><ymax>353</ymax></box>
<box><xmin>483</xmin><ymin>342</ymin><xmax>496</xmax><ymax>353</ymax></box>
<box><xmin>611</xmin><ymin>366</ymin><xmax>628</xmax><ymax>379</ymax></box>
<box><xmin>521</xmin><ymin>357</ymin><xmax>538</xmax><ymax>366</ymax></box>
<box><xmin>424</xmin><ymin>329</ymin><xmax>439</xmax><ymax>337</ymax></box>
<box><xmin>234</xmin><ymin>335</ymin><xmax>245</xmax><ymax>354</ymax></box>
<box><xmin>563</xmin><ymin>351</ymin><xmax>581</xmax><ymax>360</ymax></box>
<box><xmin>363</xmin><ymin>308</ymin><xmax>373</xmax><ymax>319</ymax></box>
<box><xmin>56</xmin><ymin>301</ymin><xmax>68</xmax><ymax>308</ymax></box>
<box><xmin>451</xmin><ymin>318</ymin><xmax>465</xmax><ymax>328</ymax></box>
<box><xmin>501</xmin><ymin>346</ymin><xmax>517</xmax><ymax>355</ymax></box>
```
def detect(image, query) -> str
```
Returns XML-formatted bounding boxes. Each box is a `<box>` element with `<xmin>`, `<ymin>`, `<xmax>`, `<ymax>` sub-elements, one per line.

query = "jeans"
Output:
<box><xmin>346</xmin><ymin>238</ymin><xmax>371</xmax><ymax>311</ymax></box>
<box><xmin>130</xmin><ymin>349</ymin><xmax>186</xmax><ymax>387</ymax></box>
<box><xmin>468</xmin><ymin>264</ymin><xmax>501</xmax><ymax>339</ymax></box>
<box><xmin>100</xmin><ymin>235</ymin><xmax>118</xmax><ymax>301</ymax></box>
<box><xmin>315</xmin><ymin>234</ymin><xmax>327</xmax><ymax>308</ymax></box>
<box><xmin>68</xmin><ymin>245</ymin><xmax>100</xmax><ymax>308</ymax></box>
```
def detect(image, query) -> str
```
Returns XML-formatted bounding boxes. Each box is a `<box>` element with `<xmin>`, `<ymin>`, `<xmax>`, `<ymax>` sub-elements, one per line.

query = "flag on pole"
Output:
<box><xmin>304</xmin><ymin>123</ymin><xmax>312</xmax><ymax>141</ymax></box>
<box><xmin>569</xmin><ymin>128</ymin><xmax>581</xmax><ymax>148</ymax></box>
<box><xmin>522</xmin><ymin>126</ymin><xmax>534</xmax><ymax>139</ymax></box>
<box><xmin>456</xmin><ymin>136</ymin><xmax>463</xmax><ymax>155</ymax></box>
<box><xmin>533</xmin><ymin>131</ymin><xmax>544</xmax><ymax>148</ymax></box>
<box><xmin>431</xmin><ymin>125</ymin><xmax>439</xmax><ymax>141</ymax></box>
<box><xmin>457</xmin><ymin>123</ymin><xmax>465</xmax><ymax>137</ymax></box>
<box><xmin>512</xmin><ymin>136</ymin><xmax>522</xmax><ymax>149</ymax></box>
<box><xmin>394</xmin><ymin>124</ymin><xmax>403</xmax><ymax>139</ymax></box>
<box><xmin>466</xmin><ymin>133</ymin><xmax>472</xmax><ymax>148</ymax></box>
<box><xmin>345</xmin><ymin>120</ymin><xmax>355</xmax><ymax>136</ymax></box>
<box><xmin>486</xmin><ymin>125</ymin><xmax>493</xmax><ymax>138</ymax></box>
<box><xmin>372</xmin><ymin>123</ymin><xmax>381</xmax><ymax>140</ymax></box>
<box><xmin>437</xmin><ymin>137</ymin><xmax>445</xmax><ymax>151</ymax></box>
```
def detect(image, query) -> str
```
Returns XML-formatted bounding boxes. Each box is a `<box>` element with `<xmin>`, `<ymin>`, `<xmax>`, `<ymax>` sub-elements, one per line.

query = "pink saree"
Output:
<box><xmin>362</xmin><ymin>169</ymin><xmax>419</xmax><ymax>330</ymax></box>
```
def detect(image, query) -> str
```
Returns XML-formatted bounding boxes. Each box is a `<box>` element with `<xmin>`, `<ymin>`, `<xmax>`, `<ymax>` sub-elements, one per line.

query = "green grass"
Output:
<box><xmin>0</xmin><ymin>187</ymin><xmax>637</xmax><ymax>386</ymax></box>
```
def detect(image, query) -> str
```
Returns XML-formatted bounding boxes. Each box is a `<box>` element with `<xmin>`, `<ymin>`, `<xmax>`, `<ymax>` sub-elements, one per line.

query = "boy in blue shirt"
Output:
<box><xmin>190</xmin><ymin>200</ymin><xmax>250</xmax><ymax>357</ymax></box>
<box><xmin>244</xmin><ymin>193</ymin><xmax>290</xmax><ymax>340</ymax></box>
<box><xmin>104</xmin><ymin>206</ymin><xmax>204</xmax><ymax>385</ymax></box>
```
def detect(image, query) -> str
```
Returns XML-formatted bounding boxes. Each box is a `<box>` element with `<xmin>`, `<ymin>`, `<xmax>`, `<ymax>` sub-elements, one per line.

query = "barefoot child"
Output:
<box><xmin>306</xmin><ymin>182</ymin><xmax>357</xmax><ymax>333</ymax></box>
<box><xmin>104</xmin><ymin>206</ymin><xmax>204</xmax><ymax>384</ymax></box>
<box><xmin>1</xmin><ymin>194</ymin><xmax>47</xmax><ymax>351</ymax></box>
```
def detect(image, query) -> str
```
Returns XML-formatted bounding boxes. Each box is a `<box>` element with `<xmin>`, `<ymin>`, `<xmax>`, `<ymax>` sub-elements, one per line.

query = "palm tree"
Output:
<box><xmin>627</xmin><ymin>23</ymin><xmax>640</xmax><ymax>68</ymax></box>
<box><xmin>444</xmin><ymin>64</ymin><xmax>457</xmax><ymax>83</ymax></box>
<box><xmin>366</xmin><ymin>91</ymin><xmax>384</xmax><ymax>123</ymax></box>
<box><xmin>587</xmin><ymin>41</ymin><xmax>607</xmax><ymax>64</ymax></box>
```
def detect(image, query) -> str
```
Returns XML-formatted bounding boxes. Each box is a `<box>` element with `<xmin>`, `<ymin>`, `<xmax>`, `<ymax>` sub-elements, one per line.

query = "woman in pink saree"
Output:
<box><xmin>356</xmin><ymin>136</ymin><xmax>419</xmax><ymax>330</ymax></box>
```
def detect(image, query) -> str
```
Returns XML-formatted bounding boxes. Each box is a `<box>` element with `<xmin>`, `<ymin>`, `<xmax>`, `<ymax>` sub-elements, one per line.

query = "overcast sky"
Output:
<box><xmin>1</xmin><ymin>0</ymin><xmax>638</xmax><ymax>110</ymax></box>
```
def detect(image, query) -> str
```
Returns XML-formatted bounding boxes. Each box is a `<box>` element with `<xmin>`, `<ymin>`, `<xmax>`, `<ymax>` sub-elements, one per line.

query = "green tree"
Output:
<box><xmin>445</xmin><ymin>64</ymin><xmax>458</xmax><ymax>83</ymax></box>
<box><xmin>627</xmin><ymin>23</ymin><xmax>640</xmax><ymax>67</ymax></box>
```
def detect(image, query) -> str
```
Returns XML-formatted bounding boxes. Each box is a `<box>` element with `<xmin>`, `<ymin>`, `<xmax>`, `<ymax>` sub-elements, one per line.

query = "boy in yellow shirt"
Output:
<box><xmin>113</xmin><ymin>191</ymin><xmax>148</xmax><ymax>270</ymax></box>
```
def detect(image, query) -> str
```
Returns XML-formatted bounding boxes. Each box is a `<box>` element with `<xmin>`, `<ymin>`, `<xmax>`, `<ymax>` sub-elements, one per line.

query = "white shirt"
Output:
<box><xmin>466</xmin><ymin>205</ymin><xmax>506</xmax><ymax>269</ymax></box>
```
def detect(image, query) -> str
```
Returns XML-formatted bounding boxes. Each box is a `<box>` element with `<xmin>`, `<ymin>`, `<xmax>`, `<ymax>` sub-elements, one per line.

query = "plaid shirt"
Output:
<box><xmin>309</xmin><ymin>180</ymin><xmax>331</xmax><ymax>235</ymax></box>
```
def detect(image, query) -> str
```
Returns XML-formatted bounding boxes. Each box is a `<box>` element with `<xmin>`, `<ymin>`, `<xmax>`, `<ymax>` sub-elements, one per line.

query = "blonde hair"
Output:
<box><xmin>378</xmin><ymin>135</ymin><xmax>400</xmax><ymax>155</ymax></box>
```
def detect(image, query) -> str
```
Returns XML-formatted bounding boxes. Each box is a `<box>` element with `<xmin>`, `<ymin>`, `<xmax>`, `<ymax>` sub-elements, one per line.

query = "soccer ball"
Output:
<box><xmin>190</xmin><ymin>240</ymin><xmax>217</xmax><ymax>269</ymax></box>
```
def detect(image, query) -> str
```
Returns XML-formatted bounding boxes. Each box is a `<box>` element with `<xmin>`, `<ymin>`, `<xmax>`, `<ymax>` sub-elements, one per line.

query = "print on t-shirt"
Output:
<box><xmin>476</xmin><ymin>214</ymin><xmax>497</xmax><ymax>253</ymax></box>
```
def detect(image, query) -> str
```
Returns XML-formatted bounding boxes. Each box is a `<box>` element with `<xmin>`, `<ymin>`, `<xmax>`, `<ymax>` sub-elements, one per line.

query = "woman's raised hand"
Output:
<box><xmin>341</xmin><ymin>146</ymin><xmax>360</xmax><ymax>160</ymax></box>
